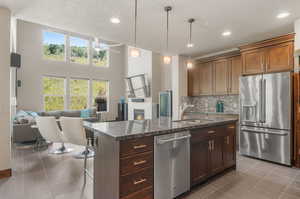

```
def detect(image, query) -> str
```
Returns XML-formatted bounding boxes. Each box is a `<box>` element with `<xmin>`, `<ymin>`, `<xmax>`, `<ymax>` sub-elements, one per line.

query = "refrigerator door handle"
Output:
<box><xmin>262</xmin><ymin>79</ymin><xmax>266</xmax><ymax>123</ymax></box>
<box><xmin>241</xmin><ymin>127</ymin><xmax>288</xmax><ymax>136</ymax></box>
<box><xmin>259</xmin><ymin>78</ymin><xmax>263</xmax><ymax>123</ymax></box>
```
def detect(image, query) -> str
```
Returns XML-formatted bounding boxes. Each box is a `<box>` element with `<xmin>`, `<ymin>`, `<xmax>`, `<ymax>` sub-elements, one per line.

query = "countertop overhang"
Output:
<box><xmin>84</xmin><ymin>115</ymin><xmax>238</xmax><ymax>141</ymax></box>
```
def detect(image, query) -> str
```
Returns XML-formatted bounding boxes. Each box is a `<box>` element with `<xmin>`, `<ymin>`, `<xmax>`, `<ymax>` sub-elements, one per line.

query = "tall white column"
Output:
<box><xmin>0</xmin><ymin>7</ymin><xmax>11</xmax><ymax>172</ymax></box>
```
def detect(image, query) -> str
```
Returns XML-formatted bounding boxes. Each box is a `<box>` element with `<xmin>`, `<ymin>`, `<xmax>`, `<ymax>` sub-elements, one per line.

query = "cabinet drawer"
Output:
<box><xmin>120</xmin><ymin>151</ymin><xmax>153</xmax><ymax>176</ymax></box>
<box><xmin>120</xmin><ymin>168</ymin><xmax>153</xmax><ymax>198</ymax></box>
<box><xmin>191</xmin><ymin>128</ymin><xmax>217</xmax><ymax>142</ymax></box>
<box><xmin>121</xmin><ymin>186</ymin><xmax>153</xmax><ymax>199</ymax></box>
<box><xmin>120</xmin><ymin>137</ymin><xmax>154</xmax><ymax>158</ymax></box>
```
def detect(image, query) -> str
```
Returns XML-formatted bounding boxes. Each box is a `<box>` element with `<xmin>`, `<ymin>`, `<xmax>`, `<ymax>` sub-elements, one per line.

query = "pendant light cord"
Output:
<box><xmin>134</xmin><ymin>0</ymin><xmax>137</xmax><ymax>47</ymax></box>
<box><xmin>189</xmin><ymin>22</ymin><xmax>192</xmax><ymax>44</ymax></box>
<box><xmin>166</xmin><ymin>9</ymin><xmax>169</xmax><ymax>51</ymax></box>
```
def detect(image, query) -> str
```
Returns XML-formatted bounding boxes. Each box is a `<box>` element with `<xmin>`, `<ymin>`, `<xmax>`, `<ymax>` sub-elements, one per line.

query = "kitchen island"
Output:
<box><xmin>84</xmin><ymin>115</ymin><xmax>238</xmax><ymax>199</ymax></box>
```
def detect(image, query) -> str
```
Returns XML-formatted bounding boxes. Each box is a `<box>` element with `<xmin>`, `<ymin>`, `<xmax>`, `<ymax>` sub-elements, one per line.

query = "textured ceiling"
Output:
<box><xmin>1</xmin><ymin>0</ymin><xmax>300</xmax><ymax>57</ymax></box>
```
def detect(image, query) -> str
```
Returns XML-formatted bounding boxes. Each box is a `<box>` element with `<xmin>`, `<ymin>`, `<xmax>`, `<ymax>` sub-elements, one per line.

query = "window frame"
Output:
<box><xmin>69</xmin><ymin>36</ymin><xmax>90</xmax><ymax>66</ymax></box>
<box><xmin>42</xmin><ymin>76</ymin><xmax>67</xmax><ymax>112</ymax></box>
<box><xmin>42</xmin><ymin>30</ymin><xmax>67</xmax><ymax>62</ymax></box>
<box><xmin>69</xmin><ymin>77</ymin><xmax>90</xmax><ymax>110</ymax></box>
<box><xmin>91</xmin><ymin>41</ymin><xmax>110</xmax><ymax>68</ymax></box>
<box><xmin>91</xmin><ymin>79</ymin><xmax>110</xmax><ymax>112</ymax></box>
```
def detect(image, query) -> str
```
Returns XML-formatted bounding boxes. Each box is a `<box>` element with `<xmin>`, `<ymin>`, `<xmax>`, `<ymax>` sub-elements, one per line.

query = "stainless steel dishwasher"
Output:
<box><xmin>154</xmin><ymin>131</ymin><xmax>191</xmax><ymax>199</ymax></box>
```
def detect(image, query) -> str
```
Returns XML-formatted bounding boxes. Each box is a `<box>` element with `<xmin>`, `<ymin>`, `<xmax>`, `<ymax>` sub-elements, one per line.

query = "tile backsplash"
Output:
<box><xmin>182</xmin><ymin>95</ymin><xmax>240</xmax><ymax>114</ymax></box>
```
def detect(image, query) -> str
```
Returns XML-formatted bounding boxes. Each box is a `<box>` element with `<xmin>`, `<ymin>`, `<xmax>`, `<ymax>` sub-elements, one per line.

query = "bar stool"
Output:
<box><xmin>36</xmin><ymin>116</ymin><xmax>73</xmax><ymax>154</ymax></box>
<box><xmin>60</xmin><ymin>117</ymin><xmax>94</xmax><ymax>183</ymax></box>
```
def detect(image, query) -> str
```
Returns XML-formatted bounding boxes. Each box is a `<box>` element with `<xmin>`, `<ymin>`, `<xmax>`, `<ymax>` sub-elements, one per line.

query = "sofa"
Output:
<box><xmin>13</xmin><ymin>109</ymin><xmax>99</xmax><ymax>143</ymax></box>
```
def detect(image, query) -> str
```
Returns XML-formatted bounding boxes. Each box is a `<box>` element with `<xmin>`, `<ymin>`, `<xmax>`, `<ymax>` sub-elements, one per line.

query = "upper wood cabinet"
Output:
<box><xmin>240</xmin><ymin>33</ymin><xmax>294</xmax><ymax>75</ymax></box>
<box><xmin>188</xmin><ymin>64</ymin><xmax>200</xmax><ymax>96</ymax></box>
<box><xmin>228</xmin><ymin>56</ymin><xmax>242</xmax><ymax>94</ymax></box>
<box><xmin>199</xmin><ymin>62</ymin><xmax>214</xmax><ymax>95</ymax></box>
<box><xmin>214</xmin><ymin>59</ymin><xmax>228</xmax><ymax>95</ymax></box>
<box><xmin>187</xmin><ymin>54</ymin><xmax>242</xmax><ymax>96</ymax></box>
<box><xmin>242</xmin><ymin>49</ymin><xmax>265</xmax><ymax>75</ymax></box>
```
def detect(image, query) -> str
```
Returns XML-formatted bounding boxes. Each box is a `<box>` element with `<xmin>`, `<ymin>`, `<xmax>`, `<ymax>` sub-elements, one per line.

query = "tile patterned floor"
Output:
<box><xmin>1</xmin><ymin>145</ymin><xmax>300</xmax><ymax>199</ymax></box>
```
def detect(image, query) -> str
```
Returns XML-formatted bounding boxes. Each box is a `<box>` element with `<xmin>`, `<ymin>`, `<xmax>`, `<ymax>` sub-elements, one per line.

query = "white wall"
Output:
<box><xmin>0</xmin><ymin>7</ymin><xmax>11</xmax><ymax>171</ymax></box>
<box><xmin>171</xmin><ymin>56</ymin><xmax>188</xmax><ymax>120</ymax></box>
<box><xmin>295</xmin><ymin>19</ymin><xmax>300</xmax><ymax>51</ymax></box>
<box><xmin>17</xmin><ymin>20</ymin><xmax>125</xmax><ymax>119</ymax></box>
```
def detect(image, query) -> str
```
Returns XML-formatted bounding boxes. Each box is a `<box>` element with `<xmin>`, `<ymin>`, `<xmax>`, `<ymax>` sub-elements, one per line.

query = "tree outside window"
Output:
<box><xmin>70</xmin><ymin>37</ymin><xmax>89</xmax><ymax>65</ymax></box>
<box><xmin>70</xmin><ymin>79</ymin><xmax>89</xmax><ymax>110</ymax></box>
<box><xmin>43</xmin><ymin>77</ymin><xmax>65</xmax><ymax>111</ymax></box>
<box><xmin>43</xmin><ymin>31</ymin><xmax>65</xmax><ymax>61</ymax></box>
<box><xmin>92</xmin><ymin>42</ymin><xmax>109</xmax><ymax>67</ymax></box>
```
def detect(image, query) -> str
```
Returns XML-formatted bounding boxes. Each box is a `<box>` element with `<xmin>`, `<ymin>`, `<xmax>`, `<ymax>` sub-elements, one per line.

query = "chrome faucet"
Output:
<box><xmin>180</xmin><ymin>103</ymin><xmax>195</xmax><ymax>120</ymax></box>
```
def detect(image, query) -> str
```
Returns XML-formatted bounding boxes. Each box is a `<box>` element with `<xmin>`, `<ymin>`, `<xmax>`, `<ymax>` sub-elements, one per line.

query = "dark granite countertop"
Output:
<box><xmin>84</xmin><ymin>115</ymin><xmax>238</xmax><ymax>141</ymax></box>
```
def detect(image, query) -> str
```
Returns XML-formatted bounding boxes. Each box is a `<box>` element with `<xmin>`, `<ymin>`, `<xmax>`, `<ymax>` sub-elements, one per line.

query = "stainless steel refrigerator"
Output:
<box><xmin>239</xmin><ymin>72</ymin><xmax>292</xmax><ymax>165</ymax></box>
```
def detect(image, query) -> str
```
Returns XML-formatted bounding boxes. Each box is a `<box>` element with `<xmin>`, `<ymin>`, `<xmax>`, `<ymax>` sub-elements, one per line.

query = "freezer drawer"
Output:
<box><xmin>239</xmin><ymin>126</ymin><xmax>291</xmax><ymax>165</ymax></box>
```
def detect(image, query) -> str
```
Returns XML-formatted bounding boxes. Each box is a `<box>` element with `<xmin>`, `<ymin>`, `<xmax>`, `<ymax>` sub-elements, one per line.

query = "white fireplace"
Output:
<box><xmin>128</xmin><ymin>102</ymin><xmax>157</xmax><ymax>120</ymax></box>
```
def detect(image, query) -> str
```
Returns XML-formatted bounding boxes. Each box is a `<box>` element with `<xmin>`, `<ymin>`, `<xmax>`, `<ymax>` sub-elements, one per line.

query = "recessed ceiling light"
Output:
<box><xmin>277</xmin><ymin>12</ymin><xmax>290</xmax><ymax>19</ymax></box>
<box><xmin>110</xmin><ymin>17</ymin><xmax>120</xmax><ymax>24</ymax></box>
<box><xmin>222</xmin><ymin>31</ymin><xmax>231</xmax><ymax>36</ymax></box>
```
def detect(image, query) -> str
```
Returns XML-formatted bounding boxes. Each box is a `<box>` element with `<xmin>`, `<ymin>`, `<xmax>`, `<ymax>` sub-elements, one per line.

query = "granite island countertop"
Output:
<box><xmin>84</xmin><ymin>115</ymin><xmax>238</xmax><ymax>141</ymax></box>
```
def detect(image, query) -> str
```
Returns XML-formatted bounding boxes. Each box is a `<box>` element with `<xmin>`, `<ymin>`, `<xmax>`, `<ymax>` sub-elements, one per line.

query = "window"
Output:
<box><xmin>69</xmin><ymin>78</ymin><xmax>89</xmax><ymax>110</ymax></box>
<box><xmin>92</xmin><ymin>42</ymin><xmax>109</xmax><ymax>67</ymax></box>
<box><xmin>43</xmin><ymin>31</ymin><xmax>65</xmax><ymax>61</ymax></box>
<box><xmin>92</xmin><ymin>80</ymin><xmax>109</xmax><ymax>111</ymax></box>
<box><xmin>43</xmin><ymin>77</ymin><xmax>65</xmax><ymax>111</ymax></box>
<box><xmin>70</xmin><ymin>37</ymin><xmax>89</xmax><ymax>65</ymax></box>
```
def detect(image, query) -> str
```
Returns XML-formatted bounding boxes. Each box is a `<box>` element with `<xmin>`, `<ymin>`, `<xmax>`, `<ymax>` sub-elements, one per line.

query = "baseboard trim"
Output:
<box><xmin>0</xmin><ymin>169</ymin><xmax>12</xmax><ymax>179</ymax></box>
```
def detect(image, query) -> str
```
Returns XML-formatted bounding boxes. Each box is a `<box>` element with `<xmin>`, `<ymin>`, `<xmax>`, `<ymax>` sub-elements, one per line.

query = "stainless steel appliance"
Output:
<box><xmin>154</xmin><ymin>131</ymin><xmax>190</xmax><ymax>199</ymax></box>
<box><xmin>239</xmin><ymin>72</ymin><xmax>291</xmax><ymax>165</ymax></box>
<box><xmin>159</xmin><ymin>90</ymin><xmax>172</xmax><ymax>118</ymax></box>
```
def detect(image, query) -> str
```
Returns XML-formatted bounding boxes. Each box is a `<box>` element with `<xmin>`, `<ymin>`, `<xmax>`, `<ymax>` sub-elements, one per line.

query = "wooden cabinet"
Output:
<box><xmin>265</xmin><ymin>42</ymin><xmax>294</xmax><ymax>73</ymax></box>
<box><xmin>242</xmin><ymin>49</ymin><xmax>265</xmax><ymax>75</ymax></box>
<box><xmin>228</xmin><ymin>56</ymin><xmax>242</xmax><ymax>94</ymax></box>
<box><xmin>214</xmin><ymin>59</ymin><xmax>228</xmax><ymax>95</ymax></box>
<box><xmin>190</xmin><ymin>135</ymin><xmax>210</xmax><ymax>185</ymax></box>
<box><xmin>190</xmin><ymin>123</ymin><xmax>236</xmax><ymax>186</ymax></box>
<box><xmin>241</xmin><ymin>34</ymin><xmax>294</xmax><ymax>75</ymax></box>
<box><xmin>120</xmin><ymin>136</ymin><xmax>154</xmax><ymax>199</ymax></box>
<box><xmin>188</xmin><ymin>54</ymin><xmax>242</xmax><ymax>96</ymax></box>
<box><xmin>199</xmin><ymin>62</ymin><xmax>214</xmax><ymax>95</ymax></box>
<box><xmin>223</xmin><ymin>125</ymin><xmax>236</xmax><ymax>168</ymax></box>
<box><xmin>188</xmin><ymin>64</ymin><xmax>200</xmax><ymax>96</ymax></box>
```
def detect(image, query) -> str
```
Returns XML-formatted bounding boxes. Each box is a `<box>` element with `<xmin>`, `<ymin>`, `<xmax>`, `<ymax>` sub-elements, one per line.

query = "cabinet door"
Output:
<box><xmin>199</xmin><ymin>62</ymin><xmax>213</xmax><ymax>95</ymax></box>
<box><xmin>214</xmin><ymin>59</ymin><xmax>229</xmax><ymax>95</ymax></box>
<box><xmin>242</xmin><ymin>49</ymin><xmax>265</xmax><ymax>75</ymax></box>
<box><xmin>265</xmin><ymin>42</ymin><xmax>294</xmax><ymax>73</ymax></box>
<box><xmin>209</xmin><ymin>136</ymin><xmax>224</xmax><ymax>175</ymax></box>
<box><xmin>190</xmin><ymin>138</ymin><xmax>210</xmax><ymax>186</ymax></box>
<box><xmin>229</xmin><ymin>56</ymin><xmax>242</xmax><ymax>94</ymax></box>
<box><xmin>188</xmin><ymin>64</ymin><xmax>200</xmax><ymax>96</ymax></box>
<box><xmin>223</xmin><ymin>125</ymin><xmax>236</xmax><ymax>169</ymax></box>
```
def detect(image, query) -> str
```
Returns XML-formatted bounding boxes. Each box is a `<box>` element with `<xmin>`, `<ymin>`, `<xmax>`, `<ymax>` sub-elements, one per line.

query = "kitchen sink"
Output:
<box><xmin>172</xmin><ymin>119</ymin><xmax>212</xmax><ymax>125</ymax></box>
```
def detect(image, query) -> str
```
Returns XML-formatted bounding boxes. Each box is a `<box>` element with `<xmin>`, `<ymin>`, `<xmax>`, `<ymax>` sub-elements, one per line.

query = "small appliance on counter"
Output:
<box><xmin>159</xmin><ymin>90</ymin><xmax>172</xmax><ymax>118</ymax></box>
<box><xmin>116</xmin><ymin>97</ymin><xmax>128</xmax><ymax>121</ymax></box>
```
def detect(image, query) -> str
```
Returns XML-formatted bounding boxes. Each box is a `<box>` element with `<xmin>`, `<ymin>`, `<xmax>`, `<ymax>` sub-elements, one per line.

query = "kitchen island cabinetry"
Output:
<box><xmin>87</xmin><ymin>118</ymin><xmax>237</xmax><ymax>199</ymax></box>
<box><xmin>190</xmin><ymin>124</ymin><xmax>236</xmax><ymax>186</ymax></box>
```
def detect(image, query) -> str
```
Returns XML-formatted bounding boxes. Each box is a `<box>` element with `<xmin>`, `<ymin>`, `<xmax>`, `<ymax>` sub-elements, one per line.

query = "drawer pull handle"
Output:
<box><xmin>133</xmin><ymin>144</ymin><xmax>147</xmax><ymax>149</ymax></box>
<box><xmin>228</xmin><ymin>126</ymin><xmax>235</xmax><ymax>129</ymax></box>
<box><xmin>208</xmin><ymin>131</ymin><xmax>215</xmax><ymax>134</ymax></box>
<box><xmin>133</xmin><ymin>178</ymin><xmax>147</xmax><ymax>185</ymax></box>
<box><xmin>133</xmin><ymin>160</ymin><xmax>147</xmax><ymax>166</ymax></box>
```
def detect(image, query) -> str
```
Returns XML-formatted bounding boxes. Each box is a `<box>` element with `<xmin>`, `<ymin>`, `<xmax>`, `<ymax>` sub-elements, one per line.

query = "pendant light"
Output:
<box><xmin>187</xmin><ymin>59</ymin><xmax>194</xmax><ymax>69</ymax></box>
<box><xmin>163</xmin><ymin>6</ymin><xmax>172</xmax><ymax>65</ymax></box>
<box><xmin>186</xmin><ymin>18</ymin><xmax>195</xmax><ymax>69</ymax></box>
<box><xmin>187</xmin><ymin>18</ymin><xmax>195</xmax><ymax>48</ymax></box>
<box><xmin>130</xmin><ymin>0</ymin><xmax>140</xmax><ymax>57</ymax></box>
